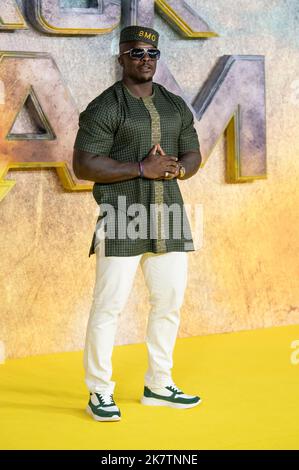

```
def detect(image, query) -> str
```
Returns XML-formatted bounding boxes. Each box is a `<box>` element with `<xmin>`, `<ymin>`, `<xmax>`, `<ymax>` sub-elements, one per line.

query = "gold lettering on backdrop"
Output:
<box><xmin>192</xmin><ymin>55</ymin><xmax>266</xmax><ymax>183</ymax></box>
<box><xmin>0</xmin><ymin>51</ymin><xmax>91</xmax><ymax>202</ymax></box>
<box><xmin>20</xmin><ymin>1</ymin><xmax>218</xmax><ymax>37</ymax></box>
<box><xmin>24</xmin><ymin>0</ymin><xmax>120</xmax><ymax>35</ymax></box>
<box><xmin>155</xmin><ymin>0</ymin><xmax>218</xmax><ymax>38</ymax></box>
<box><xmin>0</xmin><ymin>0</ymin><xmax>28</xmax><ymax>30</ymax></box>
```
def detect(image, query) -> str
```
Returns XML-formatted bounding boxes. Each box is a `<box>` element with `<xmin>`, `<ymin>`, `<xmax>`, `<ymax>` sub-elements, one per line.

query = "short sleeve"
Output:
<box><xmin>178</xmin><ymin>99</ymin><xmax>200</xmax><ymax>156</ymax></box>
<box><xmin>73</xmin><ymin>100</ymin><xmax>115</xmax><ymax>156</ymax></box>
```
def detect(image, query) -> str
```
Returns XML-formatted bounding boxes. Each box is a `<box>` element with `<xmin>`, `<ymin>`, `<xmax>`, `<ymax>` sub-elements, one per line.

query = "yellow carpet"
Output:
<box><xmin>1</xmin><ymin>324</ymin><xmax>299</xmax><ymax>450</ymax></box>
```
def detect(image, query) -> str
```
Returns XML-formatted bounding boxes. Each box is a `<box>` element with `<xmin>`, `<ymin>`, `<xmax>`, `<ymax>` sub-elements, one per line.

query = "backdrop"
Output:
<box><xmin>1</xmin><ymin>0</ymin><xmax>299</xmax><ymax>359</ymax></box>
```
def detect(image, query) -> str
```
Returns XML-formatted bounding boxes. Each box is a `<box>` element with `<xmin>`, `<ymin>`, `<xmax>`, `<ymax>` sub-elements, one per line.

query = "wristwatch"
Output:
<box><xmin>178</xmin><ymin>164</ymin><xmax>186</xmax><ymax>179</ymax></box>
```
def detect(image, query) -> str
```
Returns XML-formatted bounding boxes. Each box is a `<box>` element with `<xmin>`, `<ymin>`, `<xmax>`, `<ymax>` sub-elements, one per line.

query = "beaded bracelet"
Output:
<box><xmin>138</xmin><ymin>161</ymin><xmax>144</xmax><ymax>178</ymax></box>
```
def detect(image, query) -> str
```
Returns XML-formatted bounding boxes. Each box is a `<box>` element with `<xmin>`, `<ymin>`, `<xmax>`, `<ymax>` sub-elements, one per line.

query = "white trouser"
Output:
<box><xmin>83</xmin><ymin>239</ymin><xmax>188</xmax><ymax>395</ymax></box>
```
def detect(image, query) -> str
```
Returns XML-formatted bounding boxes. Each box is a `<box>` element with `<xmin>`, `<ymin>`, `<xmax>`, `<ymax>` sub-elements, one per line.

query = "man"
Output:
<box><xmin>73</xmin><ymin>25</ymin><xmax>202</xmax><ymax>422</ymax></box>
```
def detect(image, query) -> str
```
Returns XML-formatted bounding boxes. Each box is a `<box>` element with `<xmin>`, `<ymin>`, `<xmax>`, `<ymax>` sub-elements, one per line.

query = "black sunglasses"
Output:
<box><xmin>119</xmin><ymin>47</ymin><xmax>161</xmax><ymax>60</ymax></box>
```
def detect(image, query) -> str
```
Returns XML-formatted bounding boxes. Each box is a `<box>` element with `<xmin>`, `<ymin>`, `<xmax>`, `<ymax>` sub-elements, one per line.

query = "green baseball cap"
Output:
<box><xmin>119</xmin><ymin>25</ymin><xmax>159</xmax><ymax>48</ymax></box>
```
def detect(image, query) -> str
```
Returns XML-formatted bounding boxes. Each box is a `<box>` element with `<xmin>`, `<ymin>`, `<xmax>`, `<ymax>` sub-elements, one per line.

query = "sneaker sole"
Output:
<box><xmin>140</xmin><ymin>397</ymin><xmax>202</xmax><ymax>409</ymax></box>
<box><xmin>86</xmin><ymin>405</ymin><xmax>121</xmax><ymax>422</ymax></box>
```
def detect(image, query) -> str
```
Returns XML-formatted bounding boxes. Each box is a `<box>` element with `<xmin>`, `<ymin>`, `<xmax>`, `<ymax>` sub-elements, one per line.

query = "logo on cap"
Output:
<box><xmin>138</xmin><ymin>30</ymin><xmax>156</xmax><ymax>42</ymax></box>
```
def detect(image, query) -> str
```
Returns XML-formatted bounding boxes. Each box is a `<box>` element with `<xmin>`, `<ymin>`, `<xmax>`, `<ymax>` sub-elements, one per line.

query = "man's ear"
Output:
<box><xmin>118</xmin><ymin>56</ymin><xmax>124</xmax><ymax>67</ymax></box>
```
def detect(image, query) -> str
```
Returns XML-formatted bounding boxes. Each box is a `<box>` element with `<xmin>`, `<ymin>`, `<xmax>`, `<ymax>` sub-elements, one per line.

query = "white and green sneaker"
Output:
<box><xmin>86</xmin><ymin>392</ymin><xmax>121</xmax><ymax>421</ymax></box>
<box><xmin>141</xmin><ymin>383</ymin><xmax>201</xmax><ymax>409</ymax></box>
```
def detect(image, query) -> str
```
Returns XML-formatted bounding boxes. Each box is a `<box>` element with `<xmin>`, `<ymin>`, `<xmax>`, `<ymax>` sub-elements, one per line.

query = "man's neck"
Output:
<box><xmin>122</xmin><ymin>78</ymin><xmax>154</xmax><ymax>98</ymax></box>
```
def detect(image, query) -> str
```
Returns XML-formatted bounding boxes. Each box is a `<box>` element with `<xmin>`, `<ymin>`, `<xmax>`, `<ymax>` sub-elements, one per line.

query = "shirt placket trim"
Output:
<box><xmin>142</xmin><ymin>96</ymin><xmax>167</xmax><ymax>253</ymax></box>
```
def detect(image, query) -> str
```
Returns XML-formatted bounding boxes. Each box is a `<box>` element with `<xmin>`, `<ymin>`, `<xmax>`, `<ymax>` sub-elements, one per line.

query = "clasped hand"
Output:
<box><xmin>142</xmin><ymin>143</ymin><xmax>180</xmax><ymax>180</ymax></box>
<box><xmin>156</xmin><ymin>143</ymin><xmax>180</xmax><ymax>180</ymax></box>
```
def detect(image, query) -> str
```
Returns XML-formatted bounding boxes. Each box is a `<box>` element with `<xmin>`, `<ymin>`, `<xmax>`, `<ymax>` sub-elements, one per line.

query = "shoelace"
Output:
<box><xmin>94</xmin><ymin>392</ymin><xmax>114</xmax><ymax>406</ymax></box>
<box><xmin>167</xmin><ymin>383</ymin><xmax>184</xmax><ymax>394</ymax></box>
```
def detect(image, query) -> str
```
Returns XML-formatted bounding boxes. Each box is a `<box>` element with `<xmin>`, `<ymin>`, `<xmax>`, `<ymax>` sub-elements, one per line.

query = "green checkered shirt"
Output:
<box><xmin>73</xmin><ymin>79</ymin><xmax>200</xmax><ymax>257</ymax></box>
